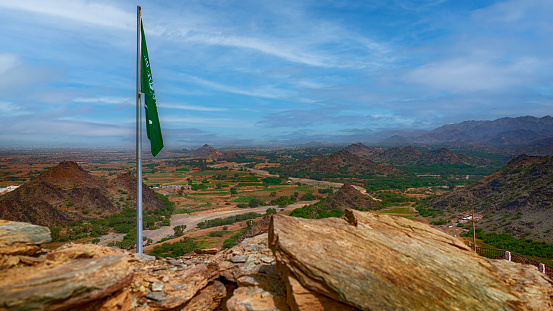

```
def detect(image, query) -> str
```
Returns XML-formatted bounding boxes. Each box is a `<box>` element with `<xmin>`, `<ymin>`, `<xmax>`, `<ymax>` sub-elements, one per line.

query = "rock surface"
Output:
<box><xmin>213</xmin><ymin>233</ymin><xmax>288</xmax><ymax>311</ymax></box>
<box><xmin>0</xmin><ymin>254</ymin><xmax>133</xmax><ymax>310</ymax></box>
<box><xmin>0</xmin><ymin>220</ymin><xmax>51</xmax><ymax>256</ymax></box>
<box><xmin>269</xmin><ymin>209</ymin><xmax>553</xmax><ymax>311</ymax></box>
<box><xmin>2</xmin><ymin>212</ymin><xmax>553</xmax><ymax>310</ymax></box>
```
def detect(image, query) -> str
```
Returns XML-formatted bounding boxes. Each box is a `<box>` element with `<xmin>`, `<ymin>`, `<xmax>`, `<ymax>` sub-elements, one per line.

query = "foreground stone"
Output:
<box><xmin>0</xmin><ymin>220</ymin><xmax>51</xmax><ymax>256</ymax></box>
<box><xmin>269</xmin><ymin>209</ymin><xmax>553</xmax><ymax>311</ymax></box>
<box><xmin>0</xmin><ymin>255</ymin><xmax>133</xmax><ymax>310</ymax></box>
<box><xmin>213</xmin><ymin>233</ymin><xmax>288</xmax><ymax>311</ymax></box>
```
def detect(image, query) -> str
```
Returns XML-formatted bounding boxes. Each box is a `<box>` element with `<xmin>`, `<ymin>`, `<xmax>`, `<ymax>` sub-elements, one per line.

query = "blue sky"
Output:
<box><xmin>1</xmin><ymin>0</ymin><xmax>552</xmax><ymax>149</ymax></box>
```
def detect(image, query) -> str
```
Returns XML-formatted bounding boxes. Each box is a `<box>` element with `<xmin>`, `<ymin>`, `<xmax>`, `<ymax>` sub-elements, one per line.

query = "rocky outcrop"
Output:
<box><xmin>0</xmin><ymin>220</ymin><xmax>225</xmax><ymax>311</ymax></box>
<box><xmin>269</xmin><ymin>210</ymin><xmax>553</xmax><ymax>311</ymax></box>
<box><xmin>324</xmin><ymin>183</ymin><xmax>380</xmax><ymax>211</ymax></box>
<box><xmin>2</xmin><ymin>211</ymin><xmax>553</xmax><ymax>310</ymax></box>
<box><xmin>212</xmin><ymin>233</ymin><xmax>288</xmax><ymax>311</ymax></box>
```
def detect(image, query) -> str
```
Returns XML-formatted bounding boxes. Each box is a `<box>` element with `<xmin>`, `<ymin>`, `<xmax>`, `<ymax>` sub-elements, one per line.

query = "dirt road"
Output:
<box><xmin>142</xmin><ymin>201</ymin><xmax>315</xmax><ymax>243</ymax></box>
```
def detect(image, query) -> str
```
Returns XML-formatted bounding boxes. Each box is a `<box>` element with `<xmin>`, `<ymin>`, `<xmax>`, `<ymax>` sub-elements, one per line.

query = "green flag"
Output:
<box><xmin>141</xmin><ymin>22</ymin><xmax>164</xmax><ymax>157</ymax></box>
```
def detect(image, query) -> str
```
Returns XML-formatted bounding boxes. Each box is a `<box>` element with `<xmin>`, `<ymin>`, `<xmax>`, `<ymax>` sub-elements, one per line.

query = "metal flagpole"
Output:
<box><xmin>136</xmin><ymin>5</ymin><xmax>143</xmax><ymax>254</ymax></box>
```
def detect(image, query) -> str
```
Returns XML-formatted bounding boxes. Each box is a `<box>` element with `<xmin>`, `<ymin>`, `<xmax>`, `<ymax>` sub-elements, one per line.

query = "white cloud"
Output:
<box><xmin>0</xmin><ymin>0</ymin><xmax>134</xmax><ymax>30</ymax></box>
<box><xmin>162</xmin><ymin>116</ymin><xmax>253</xmax><ymax>128</ymax></box>
<box><xmin>180</xmin><ymin>74</ymin><xmax>293</xmax><ymax>99</ymax></box>
<box><xmin>0</xmin><ymin>101</ymin><xmax>29</xmax><ymax>116</ymax></box>
<box><xmin>157</xmin><ymin>103</ymin><xmax>228</xmax><ymax>112</ymax></box>
<box><xmin>404</xmin><ymin>56</ymin><xmax>541</xmax><ymax>92</ymax></box>
<box><xmin>74</xmin><ymin>97</ymin><xmax>134</xmax><ymax>105</ymax></box>
<box><xmin>0</xmin><ymin>53</ymin><xmax>53</xmax><ymax>92</ymax></box>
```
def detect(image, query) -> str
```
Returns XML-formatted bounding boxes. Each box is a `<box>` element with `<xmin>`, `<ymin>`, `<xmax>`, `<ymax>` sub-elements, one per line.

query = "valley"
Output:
<box><xmin>1</xmin><ymin>140</ymin><xmax>553</xmax><ymax>266</ymax></box>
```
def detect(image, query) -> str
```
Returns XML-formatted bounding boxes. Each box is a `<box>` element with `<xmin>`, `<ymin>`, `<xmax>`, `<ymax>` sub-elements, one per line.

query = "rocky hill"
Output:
<box><xmin>0</xmin><ymin>161</ymin><xmax>163</xmax><ymax>228</ymax></box>
<box><xmin>426</xmin><ymin>154</ymin><xmax>553</xmax><ymax>242</ymax></box>
<box><xmin>343</xmin><ymin>143</ymin><xmax>383</xmax><ymax>157</ymax></box>
<box><xmin>324</xmin><ymin>183</ymin><xmax>380</xmax><ymax>211</ymax></box>
<box><xmin>287</xmin><ymin>149</ymin><xmax>399</xmax><ymax>177</ymax></box>
<box><xmin>188</xmin><ymin>144</ymin><xmax>222</xmax><ymax>160</ymax></box>
<box><xmin>381</xmin><ymin>115</ymin><xmax>553</xmax><ymax>147</ymax></box>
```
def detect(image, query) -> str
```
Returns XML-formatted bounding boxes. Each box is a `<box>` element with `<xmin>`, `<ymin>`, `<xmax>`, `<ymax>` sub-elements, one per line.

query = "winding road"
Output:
<box><xmin>98</xmin><ymin>201</ymin><xmax>315</xmax><ymax>245</ymax></box>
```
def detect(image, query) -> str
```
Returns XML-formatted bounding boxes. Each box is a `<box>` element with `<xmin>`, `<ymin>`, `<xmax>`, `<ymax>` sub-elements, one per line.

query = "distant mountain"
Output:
<box><xmin>188</xmin><ymin>144</ymin><xmax>223</xmax><ymax>159</ymax></box>
<box><xmin>345</xmin><ymin>143</ymin><xmax>488</xmax><ymax>166</ymax></box>
<box><xmin>509</xmin><ymin>137</ymin><xmax>553</xmax><ymax>156</ymax></box>
<box><xmin>426</xmin><ymin>154</ymin><xmax>553</xmax><ymax>243</ymax></box>
<box><xmin>324</xmin><ymin>183</ymin><xmax>380</xmax><ymax>211</ymax></box>
<box><xmin>381</xmin><ymin>116</ymin><xmax>553</xmax><ymax>147</ymax></box>
<box><xmin>287</xmin><ymin>149</ymin><xmax>399</xmax><ymax>177</ymax></box>
<box><xmin>0</xmin><ymin>161</ymin><xmax>163</xmax><ymax>228</ymax></box>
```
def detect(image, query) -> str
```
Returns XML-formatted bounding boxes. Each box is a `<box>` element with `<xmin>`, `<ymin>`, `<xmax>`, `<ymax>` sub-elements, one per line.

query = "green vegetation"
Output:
<box><xmin>149</xmin><ymin>237</ymin><xmax>198</xmax><ymax>258</ymax></box>
<box><xmin>461</xmin><ymin>228</ymin><xmax>553</xmax><ymax>259</ymax></box>
<box><xmin>380</xmin><ymin>208</ymin><xmax>415</xmax><ymax>214</ymax></box>
<box><xmin>375</xmin><ymin>191</ymin><xmax>411</xmax><ymax>207</ymax></box>
<box><xmin>196</xmin><ymin>212</ymin><xmax>262</xmax><ymax>229</ymax></box>
<box><xmin>208</xmin><ymin>229</ymin><xmax>229</xmax><ymax>237</ymax></box>
<box><xmin>430</xmin><ymin>218</ymin><xmax>450</xmax><ymax>225</ymax></box>
<box><xmin>261</xmin><ymin>176</ymin><xmax>282</xmax><ymax>185</ymax></box>
<box><xmin>289</xmin><ymin>201</ymin><xmax>344</xmax><ymax>219</ymax></box>
<box><xmin>222</xmin><ymin>227</ymin><xmax>248</xmax><ymax>249</ymax></box>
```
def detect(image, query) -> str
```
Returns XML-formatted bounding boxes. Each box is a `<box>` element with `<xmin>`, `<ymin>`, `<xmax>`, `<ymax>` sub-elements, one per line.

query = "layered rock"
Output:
<box><xmin>269</xmin><ymin>210</ymin><xmax>553</xmax><ymax>311</ymax></box>
<box><xmin>212</xmin><ymin>233</ymin><xmax>288</xmax><ymax>311</ymax></box>
<box><xmin>0</xmin><ymin>220</ymin><xmax>225</xmax><ymax>311</ymax></box>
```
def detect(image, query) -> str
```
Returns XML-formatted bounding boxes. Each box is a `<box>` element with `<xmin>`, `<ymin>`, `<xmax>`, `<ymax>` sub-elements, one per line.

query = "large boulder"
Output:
<box><xmin>269</xmin><ymin>209</ymin><xmax>553</xmax><ymax>311</ymax></box>
<box><xmin>0</xmin><ymin>220</ymin><xmax>51</xmax><ymax>256</ymax></box>
<box><xmin>0</xmin><ymin>254</ymin><xmax>133</xmax><ymax>310</ymax></box>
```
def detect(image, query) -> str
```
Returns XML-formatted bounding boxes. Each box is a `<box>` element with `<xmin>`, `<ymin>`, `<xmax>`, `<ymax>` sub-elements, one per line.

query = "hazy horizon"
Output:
<box><xmin>1</xmin><ymin>0</ymin><xmax>552</xmax><ymax>148</ymax></box>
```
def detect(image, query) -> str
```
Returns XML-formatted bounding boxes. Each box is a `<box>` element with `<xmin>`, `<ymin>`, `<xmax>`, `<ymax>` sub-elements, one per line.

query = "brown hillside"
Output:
<box><xmin>288</xmin><ymin>149</ymin><xmax>398</xmax><ymax>177</ymax></box>
<box><xmin>0</xmin><ymin>161</ymin><xmax>163</xmax><ymax>228</ymax></box>
<box><xmin>344</xmin><ymin>143</ymin><xmax>383</xmax><ymax>157</ymax></box>
<box><xmin>350</xmin><ymin>145</ymin><xmax>489</xmax><ymax>166</ymax></box>
<box><xmin>189</xmin><ymin>144</ymin><xmax>222</xmax><ymax>159</ymax></box>
<box><xmin>324</xmin><ymin>184</ymin><xmax>380</xmax><ymax>211</ymax></box>
<box><xmin>427</xmin><ymin>154</ymin><xmax>553</xmax><ymax>242</ymax></box>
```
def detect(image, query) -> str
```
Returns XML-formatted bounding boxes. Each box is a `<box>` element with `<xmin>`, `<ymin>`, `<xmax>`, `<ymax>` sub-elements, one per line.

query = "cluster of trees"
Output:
<box><xmin>288</xmin><ymin>201</ymin><xmax>344</xmax><ymax>219</ymax></box>
<box><xmin>461</xmin><ymin>227</ymin><xmax>553</xmax><ymax>260</ymax></box>
<box><xmin>149</xmin><ymin>237</ymin><xmax>198</xmax><ymax>258</ymax></box>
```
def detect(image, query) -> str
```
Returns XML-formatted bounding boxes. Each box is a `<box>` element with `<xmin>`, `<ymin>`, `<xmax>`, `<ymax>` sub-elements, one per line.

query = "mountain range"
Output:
<box><xmin>345</xmin><ymin>143</ymin><xmax>489</xmax><ymax>166</ymax></box>
<box><xmin>381</xmin><ymin>116</ymin><xmax>553</xmax><ymax>148</ymax></box>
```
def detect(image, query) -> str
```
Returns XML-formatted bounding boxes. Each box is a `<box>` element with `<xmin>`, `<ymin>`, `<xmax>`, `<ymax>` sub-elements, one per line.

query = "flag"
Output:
<box><xmin>141</xmin><ymin>22</ymin><xmax>164</xmax><ymax>156</ymax></box>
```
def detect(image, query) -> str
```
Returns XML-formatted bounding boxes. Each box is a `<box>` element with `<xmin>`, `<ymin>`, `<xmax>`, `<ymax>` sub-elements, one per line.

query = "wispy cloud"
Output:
<box><xmin>157</xmin><ymin>103</ymin><xmax>228</xmax><ymax>112</ymax></box>
<box><xmin>74</xmin><ymin>97</ymin><xmax>134</xmax><ymax>105</ymax></box>
<box><xmin>180</xmin><ymin>74</ymin><xmax>293</xmax><ymax>99</ymax></box>
<box><xmin>0</xmin><ymin>0</ymin><xmax>134</xmax><ymax>30</ymax></box>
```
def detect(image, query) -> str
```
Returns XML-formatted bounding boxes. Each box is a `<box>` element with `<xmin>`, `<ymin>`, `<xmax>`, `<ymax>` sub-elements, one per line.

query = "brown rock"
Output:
<box><xmin>283</xmin><ymin>274</ymin><xmax>356</xmax><ymax>311</ymax></box>
<box><xmin>0</xmin><ymin>254</ymin><xmax>133</xmax><ymax>310</ymax></box>
<box><xmin>149</xmin><ymin>263</ymin><xmax>219</xmax><ymax>310</ymax></box>
<box><xmin>181</xmin><ymin>280</ymin><xmax>226</xmax><ymax>311</ymax></box>
<box><xmin>1</xmin><ymin>255</ymin><xmax>20</xmax><ymax>268</ymax></box>
<box><xmin>269</xmin><ymin>210</ymin><xmax>543</xmax><ymax>311</ymax></box>
<box><xmin>213</xmin><ymin>233</ymin><xmax>275</xmax><ymax>282</ymax></box>
<box><xmin>489</xmin><ymin>259</ymin><xmax>553</xmax><ymax>311</ymax></box>
<box><xmin>97</xmin><ymin>290</ymin><xmax>133</xmax><ymax>311</ymax></box>
<box><xmin>18</xmin><ymin>254</ymin><xmax>46</xmax><ymax>265</ymax></box>
<box><xmin>194</xmin><ymin>248</ymin><xmax>218</xmax><ymax>255</ymax></box>
<box><xmin>226</xmin><ymin>286</ymin><xmax>289</xmax><ymax>311</ymax></box>
<box><xmin>0</xmin><ymin>243</ymin><xmax>41</xmax><ymax>256</ymax></box>
<box><xmin>0</xmin><ymin>220</ymin><xmax>51</xmax><ymax>245</ymax></box>
<box><xmin>46</xmin><ymin>248</ymin><xmax>95</xmax><ymax>262</ymax></box>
